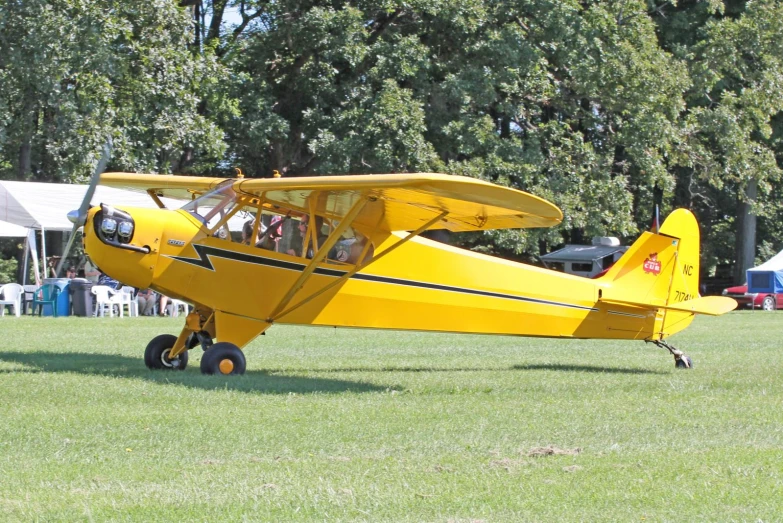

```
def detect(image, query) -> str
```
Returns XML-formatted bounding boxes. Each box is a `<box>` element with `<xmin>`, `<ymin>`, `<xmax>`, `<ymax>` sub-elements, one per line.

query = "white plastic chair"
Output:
<box><xmin>118</xmin><ymin>286</ymin><xmax>139</xmax><ymax>317</ymax></box>
<box><xmin>91</xmin><ymin>285</ymin><xmax>123</xmax><ymax>317</ymax></box>
<box><xmin>169</xmin><ymin>299</ymin><xmax>190</xmax><ymax>317</ymax></box>
<box><xmin>0</xmin><ymin>283</ymin><xmax>24</xmax><ymax>317</ymax></box>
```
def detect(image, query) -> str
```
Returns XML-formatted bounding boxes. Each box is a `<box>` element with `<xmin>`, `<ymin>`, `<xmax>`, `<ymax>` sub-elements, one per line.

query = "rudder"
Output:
<box><xmin>599</xmin><ymin>209</ymin><xmax>703</xmax><ymax>337</ymax></box>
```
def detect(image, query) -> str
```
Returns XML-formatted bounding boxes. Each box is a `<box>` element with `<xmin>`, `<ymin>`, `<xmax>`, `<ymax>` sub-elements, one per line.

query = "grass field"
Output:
<box><xmin>0</xmin><ymin>312</ymin><xmax>781</xmax><ymax>521</ymax></box>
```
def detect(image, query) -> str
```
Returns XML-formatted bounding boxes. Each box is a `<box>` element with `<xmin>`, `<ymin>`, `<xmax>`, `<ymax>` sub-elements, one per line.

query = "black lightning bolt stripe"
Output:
<box><xmin>167</xmin><ymin>244</ymin><xmax>598</xmax><ymax>312</ymax></box>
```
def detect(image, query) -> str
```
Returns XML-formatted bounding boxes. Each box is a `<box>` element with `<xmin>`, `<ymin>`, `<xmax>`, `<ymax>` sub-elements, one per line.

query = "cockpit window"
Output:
<box><xmin>181</xmin><ymin>188</ymin><xmax>375</xmax><ymax>264</ymax></box>
<box><xmin>180</xmin><ymin>181</ymin><xmax>238</xmax><ymax>231</ymax></box>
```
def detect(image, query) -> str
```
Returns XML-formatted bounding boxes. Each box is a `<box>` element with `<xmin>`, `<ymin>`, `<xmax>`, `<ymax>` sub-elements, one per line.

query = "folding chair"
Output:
<box><xmin>91</xmin><ymin>285</ymin><xmax>122</xmax><ymax>317</ymax></box>
<box><xmin>32</xmin><ymin>284</ymin><xmax>60</xmax><ymax>316</ymax></box>
<box><xmin>0</xmin><ymin>283</ymin><xmax>24</xmax><ymax>317</ymax></box>
<box><xmin>118</xmin><ymin>286</ymin><xmax>139</xmax><ymax>317</ymax></box>
<box><xmin>169</xmin><ymin>299</ymin><xmax>190</xmax><ymax>317</ymax></box>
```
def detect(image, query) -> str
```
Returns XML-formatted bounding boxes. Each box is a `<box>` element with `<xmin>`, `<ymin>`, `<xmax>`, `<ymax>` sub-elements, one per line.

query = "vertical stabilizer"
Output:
<box><xmin>599</xmin><ymin>209</ymin><xmax>703</xmax><ymax>338</ymax></box>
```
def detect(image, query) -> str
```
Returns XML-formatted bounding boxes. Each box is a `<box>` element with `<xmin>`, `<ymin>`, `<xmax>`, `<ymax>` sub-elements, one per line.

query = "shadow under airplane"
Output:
<box><xmin>0</xmin><ymin>351</ymin><xmax>394</xmax><ymax>395</ymax></box>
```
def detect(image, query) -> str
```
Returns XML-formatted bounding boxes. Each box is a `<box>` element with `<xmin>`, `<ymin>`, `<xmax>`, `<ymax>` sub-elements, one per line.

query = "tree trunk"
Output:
<box><xmin>734</xmin><ymin>179</ymin><xmax>757</xmax><ymax>284</ymax></box>
<box><xmin>18</xmin><ymin>139</ymin><xmax>31</xmax><ymax>178</ymax></box>
<box><xmin>17</xmin><ymin>104</ymin><xmax>35</xmax><ymax>178</ymax></box>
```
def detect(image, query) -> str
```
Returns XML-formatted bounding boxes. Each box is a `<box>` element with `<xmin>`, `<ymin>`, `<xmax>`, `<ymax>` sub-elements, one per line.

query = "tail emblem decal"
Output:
<box><xmin>643</xmin><ymin>253</ymin><xmax>662</xmax><ymax>275</ymax></box>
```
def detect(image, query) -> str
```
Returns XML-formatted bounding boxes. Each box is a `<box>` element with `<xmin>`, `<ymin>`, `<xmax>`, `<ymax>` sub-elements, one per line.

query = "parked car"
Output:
<box><xmin>722</xmin><ymin>284</ymin><xmax>783</xmax><ymax>310</ymax></box>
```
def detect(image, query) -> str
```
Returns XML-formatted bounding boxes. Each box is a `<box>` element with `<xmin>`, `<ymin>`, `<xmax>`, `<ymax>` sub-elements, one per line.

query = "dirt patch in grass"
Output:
<box><xmin>526</xmin><ymin>446</ymin><xmax>581</xmax><ymax>457</ymax></box>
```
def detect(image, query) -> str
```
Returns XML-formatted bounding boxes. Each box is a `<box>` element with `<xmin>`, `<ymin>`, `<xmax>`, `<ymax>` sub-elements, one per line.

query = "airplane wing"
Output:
<box><xmin>101</xmin><ymin>172</ymin><xmax>563</xmax><ymax>232</ymax></box>
<box><xmin>237</xmin><ymin>173</ymin><xmax>562</xmax><ymax>232</ymax></box>
<box><xmin>101</xmin><ymin>173</ymin><xmax>229</xmax><ymax>202</ymax></box>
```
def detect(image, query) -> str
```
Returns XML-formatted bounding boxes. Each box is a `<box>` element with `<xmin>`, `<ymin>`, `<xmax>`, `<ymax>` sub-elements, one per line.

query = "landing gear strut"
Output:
<box><xmin>647</xmin><ymin>339</ymin><xmax>693</xmax><ymax>369</ymax></box>
<box><xmin>186</xmin><ymin>330</ymin><xmax>214</xmax><ymax>351</ymax></box>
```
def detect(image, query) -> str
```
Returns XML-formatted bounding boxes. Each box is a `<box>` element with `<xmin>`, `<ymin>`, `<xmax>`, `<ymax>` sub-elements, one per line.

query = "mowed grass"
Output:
<box><xmin>0</xmin><ymin>312</ymin><xmax>781</xmax><ymax>521</ymax></box>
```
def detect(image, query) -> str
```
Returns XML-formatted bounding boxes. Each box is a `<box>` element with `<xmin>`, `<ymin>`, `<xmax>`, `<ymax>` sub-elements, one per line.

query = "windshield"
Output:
<box><xmin>180</xmin><ymin>181</ymin><xmax>237</xmax><ymax>229</ymax></box>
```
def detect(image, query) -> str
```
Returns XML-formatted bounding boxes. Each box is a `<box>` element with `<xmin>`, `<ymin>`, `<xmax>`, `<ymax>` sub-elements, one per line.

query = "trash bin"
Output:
<box><xmin>42</xmin><ymin>277</ymin><xmax>71</xmax><ymax>317</ymax></box>
<box><xmin>69</xmin><ymin>278</ymin><xmax>94</xmax><ymax>317</ymax></box>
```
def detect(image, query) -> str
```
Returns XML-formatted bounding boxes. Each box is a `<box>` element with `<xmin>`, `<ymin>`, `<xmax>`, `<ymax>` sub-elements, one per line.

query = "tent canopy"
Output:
<box><xmin>747</xmin><ymin>250</ymin><xmax>783</xmax><ymax>293</ymax></box>
<box><xmin>0</xmin><ymin>180</ymin><xmax>187</xmax><ymax>231</ymax></box>
<box><xmin>0</xmin><ymin>219</ymin><xmax>27</xmax><ymax>237</ymax></box>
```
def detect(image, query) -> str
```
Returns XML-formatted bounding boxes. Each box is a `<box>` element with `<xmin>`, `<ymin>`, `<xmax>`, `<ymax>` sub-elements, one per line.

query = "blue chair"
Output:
<box><xmin>32</xmin><ymin>284</ymin><xmax>60</xmax><ymax>317</ymax></box>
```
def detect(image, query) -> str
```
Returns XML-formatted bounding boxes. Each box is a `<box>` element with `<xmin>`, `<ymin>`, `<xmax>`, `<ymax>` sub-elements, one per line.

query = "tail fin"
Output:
<box><xmin>598</xmin><ymin>209</ymin><xmax>736</xmax><ymax>337</ymax></box>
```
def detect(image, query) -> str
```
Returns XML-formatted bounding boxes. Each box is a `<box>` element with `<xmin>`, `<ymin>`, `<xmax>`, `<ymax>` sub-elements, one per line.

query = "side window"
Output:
<box><xmin>571</xmin><ymin>262</ymin><xmax>593</xmax><ymax>273</ymax></box>
<box><xmin>231</xmin><ymin>206</ymin><xmax>287</xmax><ymax>252</ymax></box>
<box><xmin>282</xmin><ymin>214</ymin><xmax>374</xmax><ymax>264</ymax></box>
<box><xmin>205</xmin><ymin>202</ymin><xmax>256</xmax><ymax>242</ymax></box>
<box><xmin>546</xmin><ymin>261</ymin><xmax>565</xmax><ymax>273</ymax></box>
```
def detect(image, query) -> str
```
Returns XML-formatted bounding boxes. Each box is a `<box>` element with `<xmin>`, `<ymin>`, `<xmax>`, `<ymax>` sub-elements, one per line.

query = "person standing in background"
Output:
<box><xmin>136</xmin><ymin>288</ymin><xmax>157</xmax><ymax>316</ymax></box>
<box><xmin>83</xmin><ymin>257</ymin><xmax>100</xmax><ymax>283</ymax></box>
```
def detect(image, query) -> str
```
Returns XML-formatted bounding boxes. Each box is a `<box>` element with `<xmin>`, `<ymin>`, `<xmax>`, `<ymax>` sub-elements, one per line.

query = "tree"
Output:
<box><xmin>654</xmin><ymin>0</ymin><xmax>783</xmax><ymax>281</ymax></box>
<box><xmin>0</xmin><ymin>0</ymin><xmax>226</xmax><ymax>181</ymax></box>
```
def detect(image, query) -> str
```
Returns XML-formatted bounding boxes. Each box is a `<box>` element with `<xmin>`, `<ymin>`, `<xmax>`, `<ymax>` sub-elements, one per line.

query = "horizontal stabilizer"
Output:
<box><xmin>602</xmin><ymin>296</ymin><xmax>737</xmax><ymax>316</ymax></box>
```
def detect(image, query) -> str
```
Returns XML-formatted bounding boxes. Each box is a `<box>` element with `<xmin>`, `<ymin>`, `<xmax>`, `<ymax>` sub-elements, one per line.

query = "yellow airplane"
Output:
<box><xmin>66</xmin><ymin>170</ymin><xmax>736</xmax><ymax>375</ymax></box>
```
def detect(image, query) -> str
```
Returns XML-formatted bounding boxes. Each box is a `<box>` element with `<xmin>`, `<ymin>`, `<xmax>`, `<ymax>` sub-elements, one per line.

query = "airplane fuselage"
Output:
<box><xmin>85</xmin><ymin>206</ymin><xmax>674</xmax><ymax>349</ymax></box>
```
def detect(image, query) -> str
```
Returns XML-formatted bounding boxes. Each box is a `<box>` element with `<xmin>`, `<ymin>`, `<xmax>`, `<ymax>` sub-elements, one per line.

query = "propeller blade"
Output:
<box><xmin>55</xmin><ymin>225</ymin><xmax>80</xmax><ymax>277</ymax></box>
<box><xmin>55</xmin><ymin>138</ymin><xmax>112</xmax><ymax>277</ymax></box>
<box><xmin>78</xmin><ymin>138</ymin><xmax>112</xmax><ymax>222</ymax></box>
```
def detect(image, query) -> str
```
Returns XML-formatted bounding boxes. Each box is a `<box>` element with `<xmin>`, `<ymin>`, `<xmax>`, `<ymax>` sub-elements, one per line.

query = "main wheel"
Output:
<box><xmin>762</xmin><ymin>296</ymin><xmax>776</xmax><ymax>311</ymax></box>
<box><xmin>144</xmin><ymin>334</ymin><xmax>189</xmax><ymax>371</ymax></box>
<box><xmin>675</xmin><ymin>356</ymin><xmax>693</xmax><ymax>369</ymax></box>
<box><xmin>200</xmin><ymin>342</ymin><xmax>246</xmax><ymax>375</ymax></box>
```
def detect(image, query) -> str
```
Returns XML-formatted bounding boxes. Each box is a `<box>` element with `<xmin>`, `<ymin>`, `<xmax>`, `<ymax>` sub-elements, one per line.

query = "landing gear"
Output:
<box><xmin>675</xmin><ymin>356</ymin><xmax>694</xmax><ymax>369</ymax></box>
<box><xmin>647</xmin><ymin>339</ymin><xmax>693</xmax><ymax>369</ymax></box>
<box><xmin>145</xmin><ymin>334</ymin><xmax>189</xmax><ymax>371</ymax></box>
<box><xmin>200</xmin><ymin>342</ymin><xmax>246</xmax><ymax>375</ymax></box>
<box><xmin>186</xmin><ymin>330</ymin><xmax>214</xmax><ymax>351</ymax></box>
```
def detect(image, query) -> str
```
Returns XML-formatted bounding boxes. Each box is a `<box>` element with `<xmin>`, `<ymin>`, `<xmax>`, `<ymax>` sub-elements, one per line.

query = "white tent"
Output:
<box><xmin>0</xmin><ymin>219</ymin><xmax>28</xmax><ymax>237</ymax></box>
<box><xmin>0</xmin><ymin>180</ymin><xmax>188</xmax><ymax>284</ymax></box>
<box><xmin>0</xmin><ymin>180</ymin><xmax>246</xmax><ymax>284</ymax></box>
<box><xmin>0</xmin><ymin>180</ymin><xmax>186</xmax><ymax>231</ymax></box>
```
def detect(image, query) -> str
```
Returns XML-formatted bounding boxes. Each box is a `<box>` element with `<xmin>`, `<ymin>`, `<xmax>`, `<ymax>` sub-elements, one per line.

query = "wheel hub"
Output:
<box><xmin>218</xmin><ymin>358</ymin><xmax>234</xmax><ymax>374</ymax></box>
<box><xmin>160</xmin><ymin>348</ymin><xmax>178</xmax><ymax>368</ymax></box>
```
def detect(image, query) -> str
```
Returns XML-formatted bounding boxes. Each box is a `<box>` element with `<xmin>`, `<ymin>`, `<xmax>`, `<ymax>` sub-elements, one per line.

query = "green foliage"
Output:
<box><xmin>0</xmin><ymin>238</ymin><xmax>21</xmax><ymax>283</ymax></box>
<box><xmin>0</xmin><ymin>257</ymin><xmax>17</xmax><ymax>284</ymax></box>
<box><xmin>0</xmin><ymin>0</ymin><xmax>226</xmax><ymax>180</ymax></box>
<box><xmin>2</xmin><ymin>0</ymin><xmax>783</xmax><ymax>272</ymax></box>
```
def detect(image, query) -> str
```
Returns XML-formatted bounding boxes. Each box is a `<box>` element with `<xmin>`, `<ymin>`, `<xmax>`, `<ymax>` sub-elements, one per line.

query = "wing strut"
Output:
<box><xmin>270</xmin><ymin>210</ymin><xmax>449</xmax><ymax>323</ymax></box>
<box><xmin>266</xmin><ymin>193</ymin><xmax>369</xmax><ymax>322</ymax></box>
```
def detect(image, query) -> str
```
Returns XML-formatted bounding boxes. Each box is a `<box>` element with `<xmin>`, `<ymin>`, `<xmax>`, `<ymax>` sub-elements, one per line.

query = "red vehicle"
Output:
<box><xmin>722</xmin><ymin>284</ymin><xmax>783</xmax><ymax>310</ymax></box>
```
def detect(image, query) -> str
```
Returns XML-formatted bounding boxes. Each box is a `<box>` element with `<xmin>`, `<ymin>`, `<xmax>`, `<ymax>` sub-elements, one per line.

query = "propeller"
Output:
<box><xmin>56</xmin><ymin>138</ymin><xmax>112</xmax><ymax>277</ymax></box>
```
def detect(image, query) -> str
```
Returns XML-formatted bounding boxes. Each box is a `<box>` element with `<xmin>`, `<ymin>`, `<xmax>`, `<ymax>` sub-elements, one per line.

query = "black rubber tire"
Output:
<box><xmin>144</xmin><ymin>334</ymin><xmax>189</xmax><ymax>371</ymax></box>
<box><xmin>675</xmin><ymin>356</ymin><xmax>693</xmax><ymax>369</ymax></box>
<box><xmin>200</xmin><ymin>342</ymin><xmax>246</xmax><ymax>375</ymax></box>
<box><xmin>762</xmin><ymin>296</ymin><xmax>776</xmax><ymax>311</ymax></box>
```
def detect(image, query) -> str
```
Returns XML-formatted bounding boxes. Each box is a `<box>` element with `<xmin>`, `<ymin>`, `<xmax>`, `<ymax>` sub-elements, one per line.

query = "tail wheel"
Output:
<box><xmin>200</xmin><ymin>342</ymin><xmax>246</xmax><ymax>375</ymax></box>
<box><xmin>144</xmin><ymin>334</ymin><xmax>188</xmax><ymax>371</ymax></box>
<box><xmin>762</xmin><ymin>296</ymin><xmax>776</xmax><ymax>311</ymax></box>
<box><xmin>675</xmin><ymin>356</ymin><xmax>693</xmax><ymax>369</ymax></box>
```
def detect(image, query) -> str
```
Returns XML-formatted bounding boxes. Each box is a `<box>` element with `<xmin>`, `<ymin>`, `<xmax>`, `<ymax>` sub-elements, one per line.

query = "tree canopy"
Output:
<box><xmin>1</xmin><ymin>0</ymin><xmax>782</xmax><ymax>282</ymax></box>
